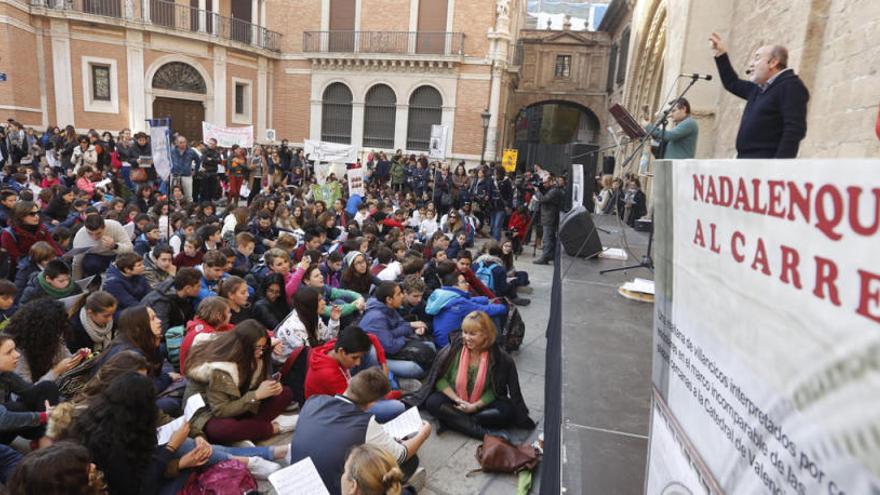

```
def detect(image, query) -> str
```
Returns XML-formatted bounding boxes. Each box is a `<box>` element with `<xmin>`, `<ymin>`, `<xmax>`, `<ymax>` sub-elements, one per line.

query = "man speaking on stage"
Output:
<box><xmin>709</xmin><ymin>33</ymin><xmax>809</xmax><ymax>158</ymax></box>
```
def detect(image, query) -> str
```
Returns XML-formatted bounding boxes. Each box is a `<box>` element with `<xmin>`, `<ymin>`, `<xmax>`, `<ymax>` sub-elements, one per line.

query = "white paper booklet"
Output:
<box><xmin>382</xmin><ymin>406</ymin><xmax>422</xmax><ymax>440</ymax></box>
<box><xmin>268</xmin><ymin>457</ymin><xmax>330</xmax><ymax>495</ymax></box>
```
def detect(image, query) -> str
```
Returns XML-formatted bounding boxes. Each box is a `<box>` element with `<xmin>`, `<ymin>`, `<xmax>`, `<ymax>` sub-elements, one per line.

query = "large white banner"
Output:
<box><xmin>202</xmin><ymin>122</ymin><xmax>254</xmax><ymax>148</ymax></box>
<box><xmin>347</xmin><ymin>166</ymin><xmax>365</xmax><ymax>197</ymax></box>
<box><xmin>304</xmin><ymin>139</ymin><xmax>357</xmax><ymax>163</ymax></box>
<box><xmin>149</xmin><ymin>125</ymin><xmax>171</xmax><ymax>179</ymax></box>
<box><xmin>428</xmin><ymin>124</ymin><xmax>448</xmax><ymax>160</ymax></box>
<box><xmin>649</xmin><ymin>159</ymin><xmax>880</xmax><ymax>495</ymax></box>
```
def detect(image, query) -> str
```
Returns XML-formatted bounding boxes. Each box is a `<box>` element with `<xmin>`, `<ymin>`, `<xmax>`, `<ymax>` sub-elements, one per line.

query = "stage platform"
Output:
<box><xmin>559</xmin><ymin>214</ymin><xmax>654</xmax><ymax>494</ymax></box>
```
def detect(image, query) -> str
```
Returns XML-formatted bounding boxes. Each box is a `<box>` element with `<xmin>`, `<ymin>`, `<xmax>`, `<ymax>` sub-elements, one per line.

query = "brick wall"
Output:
<box><xmin>452</xmin><ymin>78</ymin><xmax>490</xmax><ymax>156</ymax></box>
<box><xmin>70</xmin><ymin>38</ymin><xmax>129</xmax><ymax>131</ymax></box>
<box><xmin>271</xmin><ymin>61</ymin><xmax>311</xmax><ymax>142</ymax></box>
<box><xmin>360</xmin><ymin>0</ymin><xmax>410</xmax><ymax>32</ymax></box>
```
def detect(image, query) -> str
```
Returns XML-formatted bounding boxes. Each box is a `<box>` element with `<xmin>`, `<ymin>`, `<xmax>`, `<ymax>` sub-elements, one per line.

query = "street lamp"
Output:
<box><xmin>480</xmin><ymin>109</ymin><xmax>491</xmax><ymax>165</ymax></box>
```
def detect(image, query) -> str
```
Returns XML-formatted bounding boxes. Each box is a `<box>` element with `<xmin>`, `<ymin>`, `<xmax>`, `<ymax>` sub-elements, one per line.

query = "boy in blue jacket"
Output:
<box><xmin>425</xmin><ymin>271</ymin><xmax>506</xmax><ymax>347</ymax></box>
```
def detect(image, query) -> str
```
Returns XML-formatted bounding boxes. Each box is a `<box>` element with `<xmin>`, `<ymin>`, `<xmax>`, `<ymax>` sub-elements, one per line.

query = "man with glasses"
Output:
<box><xmin>710</xmin><ymin>33</ymin><xmax>809</xmax><ymax>158</ymax></box>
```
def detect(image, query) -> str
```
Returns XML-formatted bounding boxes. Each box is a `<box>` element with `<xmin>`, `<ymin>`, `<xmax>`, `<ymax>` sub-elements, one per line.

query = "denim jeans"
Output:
<box><xmin>177</xmin><ymin>437</ymin><xmax>273</xmax><ymax>465</ymax></box>
<box><xmin>0</xmin><ymin>444</ymin><xmax>22</xmax><ymax>484</ymax></box>
<box><xmin>362</xmin><ymin>345</ymin><xmax>435</xmax><ymax>379</ymax></box>
<box><xmin>367</xmin><ymin>399</ymin><xmax>406</xmax><ymax>423</ymax></box>
<box><xmin>491</xmin><ymin>210</ymin><xmax>507</xmax><ymax>240</ymax></box>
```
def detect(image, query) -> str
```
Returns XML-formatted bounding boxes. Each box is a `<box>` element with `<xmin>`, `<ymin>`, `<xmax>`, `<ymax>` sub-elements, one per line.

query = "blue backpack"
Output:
<box><xmin>474</xmin><ymin>261</ymin><xmax>496</xmax><ymax>292</ymax></box>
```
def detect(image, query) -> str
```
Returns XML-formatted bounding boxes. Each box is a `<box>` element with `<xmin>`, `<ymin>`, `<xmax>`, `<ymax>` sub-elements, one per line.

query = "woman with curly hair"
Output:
<box><xmin>92</xmin><ymin>306</ymin><xmax>180</xmax><ymax>414</ymax></box>
<box><xmin>7</xmin><ymin>441</ymin><xmax>107</xmax><ymax>495</ymax></box>
<box><xmin>0</xmin><ymin>334</ymin><xmax>60</xmax><ymax>445</ymax></box>
<box><xmin>6</xmin><ymin>299</ymin><xmax>89</xmax><ymax>383</ymax></box>
<box><xmin>71</xmin><ymin>372</ymin><xmax>207</xmax><ymax>494</ymax></box>
<box><xmin>341</xmin><ymin>252</ymin><xmax>378</xmax><ymax>298</ymax></box>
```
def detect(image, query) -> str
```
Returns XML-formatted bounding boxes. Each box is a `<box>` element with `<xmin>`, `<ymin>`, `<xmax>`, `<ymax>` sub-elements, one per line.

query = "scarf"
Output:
<box><xmin>79</xmin><ymin>306</ymin><xmax>113</xmax><ymax>351</ymax></box>
<box><xmin>455</xmin><ymin>346</ymin><xmax>490</xmax><ymax>404</ymax></box>
<box><xmin>37</xmin><ymin>272</ymin><xmax>77</xmax><ymax>298</ymax></box>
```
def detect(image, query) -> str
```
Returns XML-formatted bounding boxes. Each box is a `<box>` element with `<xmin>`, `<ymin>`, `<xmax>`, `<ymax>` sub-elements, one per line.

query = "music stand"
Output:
<box><xmin>609</xmin><ymin>104</ymin><xmax>648</xmax><ymax>140</ymax></box>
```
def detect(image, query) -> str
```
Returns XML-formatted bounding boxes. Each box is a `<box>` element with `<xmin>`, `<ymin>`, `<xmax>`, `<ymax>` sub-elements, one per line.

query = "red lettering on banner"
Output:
<box><xmin>856</xmin><ymin>270</ymin><xmax>880</xmax><ymax>324</ymax></box>
<box><xmin>693</xmin><ymin>174</ymin><xmax>705</xmax><ymax>201</ymax></box>
<box><xmin>787</xmin><ymin>181</ymin><xmax>813</xmax><ymax>223</ymax></box>
<box><xmin>693</xmin><ymin>219</ymin><xmax>706</xmax><ymax>247</ymax></box>
<box><xmin>731</xmin><ymin>231</ymin><xmax>746</xmax><ymax>262</ymax></box>
<box><xmin>733</xmin><ymin>178</ymin><xmax>752</xmax><ymax>212</ymax></box>
<box><xmin>847</xmin><ymin>186</ymin><xmax>880</xmax><ymax>236</ymax></box>
<box><xmin>779</xmin><ymin>245</ymin><xmax>803</xmax><ymax>289</ymax></box>
<box><xmin>719</xmin><ymin>176</ymin><xmax>734</xmax><ymax>207</ymax></box>
<box><xmin>751</xmin><ymin>179</ymin><xmax>768</xmax><ymax>214</ymax></box>
<box><xmin>815</xmin><ymin>185</ymin><xmax>844</xmax><ymax>241</ymax></box>
<box><xmin>750</xmin><ymin>238</ymin><xmax>772</xmax><ymax>275</ymax></box>
<box><xmin>709</xmin><ymin>223</ymin><xmax>721</xmax><ymax>254</ymax></box>
<box><xmin>767</xmin><ymin>180</ymin><xmax>786</xmax><ymax>219</ymax></box>
<box><xmin>706</xmin><ymin>178</ymin><xmax>719</xmax><ymax>205</ymax></box>
<box><xmin>813</xmin><ymin>256</ymin><xmax>842</xmax><ymax>307</ymax></box>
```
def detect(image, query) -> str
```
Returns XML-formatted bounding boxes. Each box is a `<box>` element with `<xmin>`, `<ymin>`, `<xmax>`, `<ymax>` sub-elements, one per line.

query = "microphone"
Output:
<box><xmin>680</xmin><ymin>73</ymin><xmax>713</xmax><ymax>81</ymax></box>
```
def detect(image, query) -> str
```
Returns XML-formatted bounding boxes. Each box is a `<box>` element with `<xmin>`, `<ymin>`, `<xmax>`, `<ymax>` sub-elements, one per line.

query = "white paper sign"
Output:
<box><xmin>428</xmin><ymin>124</ymin><xmax>449</xmax><ymax>160</ymax></box>
<box><xmin>571</xmin><ymin>163</ymin><xmax>584</xmax><ymax>207</ymax></box>
<box><xmin>303</xmin><ymin>139</ymin><xmax>357</xmax><ymax>163</ymax></box>
<box><xmin>648</xmin><ymin>159</ymin><xmax>880</xmax><ymax>494</ymax></box>
<box><xmin>347</xmin><ymin>166</ymin><xmax>365</xmax><ymax>197</ymax></box>
<box><xmin>268</xmin><ymin>457</ymin><xmax>330</xmax><ymax>495</ymax></box>
<box><xmin>149</xmin><ymin>125</ymin><xmax>171</xmax><ymax>179</ymax></box>
<box><xmin>202</xmin><ymin>122</ymin><xmax>254</xmax><ymax>148</ymax></box>
<box><xmin>382</xmin><ymin>406</ymin><xmax>422</xmax><ymax>440</ymax></box>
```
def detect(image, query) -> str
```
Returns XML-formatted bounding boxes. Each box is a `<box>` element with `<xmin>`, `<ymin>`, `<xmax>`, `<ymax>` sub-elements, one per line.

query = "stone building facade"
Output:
<box><xmin>600</xmin><ymin>0</ymin><xmax>880</xmax><ymax>173</ymax></box>
<box><xmin>0</xmin><ymin>0</ymin><xmax>528</xmax><ymax>163</ymax></box>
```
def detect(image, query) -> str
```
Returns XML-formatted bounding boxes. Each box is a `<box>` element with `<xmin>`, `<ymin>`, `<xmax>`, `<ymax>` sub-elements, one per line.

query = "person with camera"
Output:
<box><xmin>533</xmin><ymin>174</ymin><xmax>564</xmax><ymax>265</ymax></box>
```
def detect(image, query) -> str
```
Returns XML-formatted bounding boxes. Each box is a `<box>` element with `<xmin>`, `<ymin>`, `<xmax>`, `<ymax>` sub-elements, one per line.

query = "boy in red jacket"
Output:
<box><xmin>304</xmin><ymin>325</ymin><xmax>405</xmax><ymax>422</ymax></box>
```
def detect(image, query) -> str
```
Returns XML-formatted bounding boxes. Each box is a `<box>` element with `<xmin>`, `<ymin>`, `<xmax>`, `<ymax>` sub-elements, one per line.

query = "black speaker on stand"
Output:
<box><xmin>558</xmin><ymin>205</ymin><xmax>603</xmax><ymax>258</ymax></box>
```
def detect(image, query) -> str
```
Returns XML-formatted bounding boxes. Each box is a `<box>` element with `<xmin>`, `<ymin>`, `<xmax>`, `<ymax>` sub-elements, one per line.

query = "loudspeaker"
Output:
<box><xmin>558</xmin><ymin>205</ymin><xmax>603</xmax><ymax>258</ymax></box>
<box><xmin>602</xmin><ymin>156</ymin><xmax>615</xmax><ymax>175</ymax></box>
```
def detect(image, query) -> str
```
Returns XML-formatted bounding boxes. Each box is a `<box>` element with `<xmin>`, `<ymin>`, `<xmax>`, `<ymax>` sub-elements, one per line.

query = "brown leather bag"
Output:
<box><xmin>472</xmin><ymin>434</ymin><xmax>541</xmax><ymax>474</ymax></box>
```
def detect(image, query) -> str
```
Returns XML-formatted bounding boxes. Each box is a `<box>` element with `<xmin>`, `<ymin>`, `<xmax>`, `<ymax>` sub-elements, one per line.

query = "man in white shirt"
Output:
<box><xmin>72</xmin><ymin>214</ymin><xmax>134</xmax><ymax>278</ymax></box>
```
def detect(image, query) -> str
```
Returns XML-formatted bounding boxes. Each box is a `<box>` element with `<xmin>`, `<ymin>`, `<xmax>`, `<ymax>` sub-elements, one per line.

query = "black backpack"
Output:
<box><xmin>502</xmin><ymin>303</ymin><xmax>526</xmax><ymax>352</ymax></box>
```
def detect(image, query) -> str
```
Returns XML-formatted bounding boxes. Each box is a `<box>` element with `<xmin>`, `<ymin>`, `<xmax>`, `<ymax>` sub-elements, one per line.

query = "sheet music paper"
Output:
<box><xmin>382</xmin><ymin>407</ymin><xmax>422</xmax><ymax>440</ymax></box>
<box><xmin>156</xmin><ymin>394</ymin><xmax>206</xmax><ymax>444</ymax></box>
<box><xmin>268</xmin><ymin>457</ymin><xmax>330</xmax><ymax>495</ymax></box>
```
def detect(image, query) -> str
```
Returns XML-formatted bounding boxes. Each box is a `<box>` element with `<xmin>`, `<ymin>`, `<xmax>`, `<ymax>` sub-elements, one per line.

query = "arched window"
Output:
<box><xmin>363</xmin><ymin>84</ymin><xmax>396</xmax><ymax>149</ymax></box>
<box><xmin>407</xmin><ymin>86</ymin><xmax>442</xmax><ymax>151</ymax></box>
<box><xmin>152</xmin><ymin>62</ymin><xmax>207</xmax><ymax>94</ymax></box>
<box><xmin>321</xmin><ymin>82</ymin><xmax>353</xmax><ymax>144</ymax></box>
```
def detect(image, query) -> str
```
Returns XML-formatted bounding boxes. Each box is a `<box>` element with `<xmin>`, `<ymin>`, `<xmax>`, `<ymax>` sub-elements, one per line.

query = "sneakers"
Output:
<box><xmin>274</xmin><ymin>414</ymin><xmax>299</xmax><ymax>433</ymax></box>
<box><xmin>533</xmin><ymin>258</ymin><xmax>551</xmax><ymax>265</ymax></box>
<box><xmin>247</xmin><ymin>457</ymin><xmax>282</xmax><ymax>480</ymax></box>
<box><xmin>407</xmin><ymin>467</ymin><xmax>427</xmax><ymax>492</ymax></box>
<box><xmin>231</xmin><ymin>440</ymin><xmax>256</xmax><ymax>448</ymax></box>
<box><xmin>511</xmin><ymin>297</ymin><xmax>531</xmax><ymax>307</ymax></box>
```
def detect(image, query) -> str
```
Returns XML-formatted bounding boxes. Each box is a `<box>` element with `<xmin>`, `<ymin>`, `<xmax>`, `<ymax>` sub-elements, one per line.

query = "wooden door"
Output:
<box><xmin>416</xmin><ymin>0</ymin><xmax>447</xmax><ymax>54</ymax></box>
<box><xmin>152</xmin><ymin>97</ymin><xmax>205</xmax><ymax>142</ymax></box>
<box><xmin>328</xmin><ymin>0</ymin><xmax>355</xmax><ymax>52</ymax></box>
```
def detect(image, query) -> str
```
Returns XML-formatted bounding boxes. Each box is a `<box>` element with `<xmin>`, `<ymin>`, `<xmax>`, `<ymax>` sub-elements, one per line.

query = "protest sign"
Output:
<box><xmin>429</xmin><ymin>124</ymin><xmax>448</xmax><ymax>160</ymax></box>
<box><xmin>149</xmin><ymin>125</ymin><xmax>171</xmax><ymax>179</ymax></box>
<box><xmin>303</xmin><ymin>139</ymin><xmax>357</xmax><ymax>163</ymax></box>
<box><xmin>348</xmin><ymin>166</ymin><xmax>365</xmax><ymax>196</ymax></box>
<box><xmin>502</xmin><ymin>148</ymin><xmax>518</xmax><ymax>172</ymax></box>
<box><xmin>648</xmin><ymin>159</ymin><xmax>880</xmax><ymax>494</ymax></box>
<box><xmin>202</xmin><ymin>122</ymin><xmax>254</xmax><ymax>148</ymax></box>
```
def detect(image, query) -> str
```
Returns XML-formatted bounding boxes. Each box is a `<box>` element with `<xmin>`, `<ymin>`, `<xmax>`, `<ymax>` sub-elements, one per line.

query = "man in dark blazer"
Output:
<box><xmin>710</xmin><ymin>33</ymin><xmax>809</xmax><ymax>158</ymax></box>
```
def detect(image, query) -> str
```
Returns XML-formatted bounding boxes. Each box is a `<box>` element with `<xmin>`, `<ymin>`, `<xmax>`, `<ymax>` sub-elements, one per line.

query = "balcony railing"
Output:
<box><xmin>303</xmin><ymin>31</ymin><xmax>464</xmax><ymax>57</ymax></box>
<box><xmin>30</xmin><ymin>0</ymin><xmax>281</xmax><ymax>52</ymax></box>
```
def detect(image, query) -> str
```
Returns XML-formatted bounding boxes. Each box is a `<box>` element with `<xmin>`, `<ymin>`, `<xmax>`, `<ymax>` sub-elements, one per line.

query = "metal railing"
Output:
<box><xmin>303</xmin><ymin>31</ymin><xmax>464</xmax><ymax>57</ymax></box>
<box><xmin>30</xmin><ymin>0</ymin><xmax>281</xmax><ymax>51</ymax></box>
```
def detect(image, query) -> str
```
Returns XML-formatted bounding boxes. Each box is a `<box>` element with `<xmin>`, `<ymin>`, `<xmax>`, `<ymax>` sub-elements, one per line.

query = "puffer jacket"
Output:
<box><xmin>358</xmin><ymin>298</ymin><xmax>413</xmax><ymax>355</ymax></box>
<box><xmin>425</xmin><ymin>286</ymin><xmax>506</xmax><ymax>348</ymax></box>
<box><xmin>102</xmin><ymin>263</ymin><xmax>151</xmax><ymax>314</ymax></box>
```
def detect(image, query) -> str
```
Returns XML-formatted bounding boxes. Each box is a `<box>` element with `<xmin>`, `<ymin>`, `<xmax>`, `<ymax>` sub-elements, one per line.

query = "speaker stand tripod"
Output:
<box><xmin>599</xmin><ymin>217</ymin><xmax>653</xmax><ymax>275</ymax></box>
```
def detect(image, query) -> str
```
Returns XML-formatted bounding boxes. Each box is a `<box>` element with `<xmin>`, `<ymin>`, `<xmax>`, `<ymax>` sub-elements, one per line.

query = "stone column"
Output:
<box><xmin>350</xmin><ymin>102</ymin><xmax>365</xmax><ymax>149</ymax></box>
<box><xmin>213</xmin><ymin>46</ymin><xmax>227</xmax><ymax>125</ymax></box>
<box><xmin>251</xmin><ymin>0</ymin><xmax>259</xmax><ymax>46</ymax></box>
<box><xmin>256</xmin><ymin>57</ymin><xmax>268</xmax><ymax>141</ymax></box>
<box><xmin>143</xmin><ymin>0</ymin><xmax>150</xmax><ymax>23</ymax></box>
<box><xmin>198</xmin><ymin>0</ymin><xmax>206</xmax><ymax>32</ymax></box>
<box><xmin>394</xmin><ymin>104</ymin><xmax>408</xmax><ymax>151</ymax></box>
<box><xmin>126</xmin><ymin>30</ymin><xmax>146</xmax><ymax>131</ymax></box>
<box><xmin>49</xmin><ymin>19</ymin><xmax>75</xmax><ymax>126</ymax></box>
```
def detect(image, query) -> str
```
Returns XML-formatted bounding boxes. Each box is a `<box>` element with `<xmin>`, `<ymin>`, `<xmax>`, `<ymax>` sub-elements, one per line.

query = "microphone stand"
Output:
<box><xmin>599</xmin><ymin>75</ymin><xmax>700</xmax><ymax>275</ymax></box>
